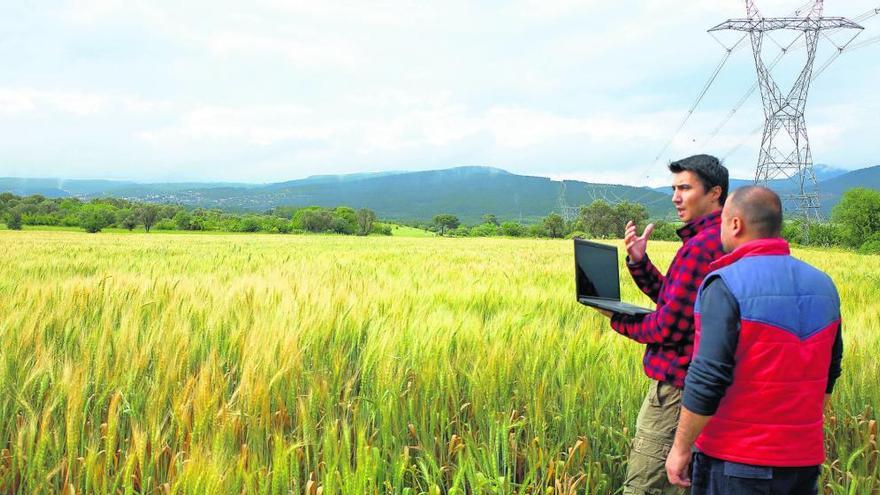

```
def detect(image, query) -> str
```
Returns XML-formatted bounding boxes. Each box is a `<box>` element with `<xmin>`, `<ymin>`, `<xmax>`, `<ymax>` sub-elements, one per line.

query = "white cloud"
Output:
<box><xmin>201</xmin><ymin>32</ymin><xmax>363</xmax><ymax>68</ymax></box>
<box><xmin>137</xmin><ymin>104</ymin><xmax>338</xmax><ymax>146</ymax></box>
<box><xmin>137</xmin><ymin>100</ymin><xmax>673</xmax><ymax>156</ymax></box>
<box><xmin>0</xmin><ymin>88</ymin><xmax>169</xmax><ymax>116</ymax></box>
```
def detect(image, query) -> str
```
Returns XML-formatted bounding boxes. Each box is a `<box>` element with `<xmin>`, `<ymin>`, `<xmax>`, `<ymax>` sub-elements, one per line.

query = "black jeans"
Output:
<box><xmin>691</xmin><ymin>451</ymin><xmax>819</xmax><ymax>495</ymax></box>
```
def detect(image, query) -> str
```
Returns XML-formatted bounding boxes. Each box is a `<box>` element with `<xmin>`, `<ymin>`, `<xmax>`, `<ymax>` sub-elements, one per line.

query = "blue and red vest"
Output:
<box><xmin>693</xmin><ymin>238</ymin><xmax>840</xmax><ymax>467</ymax></box>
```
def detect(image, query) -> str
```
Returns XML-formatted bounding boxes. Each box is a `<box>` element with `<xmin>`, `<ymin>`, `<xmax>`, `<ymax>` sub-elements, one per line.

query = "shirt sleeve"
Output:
<box><xmin>682</xmin><ymin>277</ymin><xmax>740</xmax><ymax>416</ymax></box>
<box><xmin>826</xmin><ymin>320</ymin><xmax>843</xmax><ymax>394</ymax></box>
<box><xmin>611</xmin><ymin>245</ymin><xmax>708</xmax><ymax>345</ymax></box>
<box><xmin>626</xmin><ymin>254</ymin><xmax>665</xmax><ymax>304</ymax></box>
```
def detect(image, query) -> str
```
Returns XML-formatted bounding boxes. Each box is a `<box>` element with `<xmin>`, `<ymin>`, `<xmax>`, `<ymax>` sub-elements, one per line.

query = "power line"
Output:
<box><xmin>701</xmin><ymin>33</ymin><xmax>803</xmax><ymax>147</ymax></box>
<box><xmin>648</xmin><ymin>45</ymin><xmax>738</xmax><ymax>170</ymax></box>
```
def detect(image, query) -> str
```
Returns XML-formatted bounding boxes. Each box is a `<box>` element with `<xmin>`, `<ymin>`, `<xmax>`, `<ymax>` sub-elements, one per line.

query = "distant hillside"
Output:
<box><xmin>0</xmin><ymin>167</ymin><xmax>674</xmax><ymax>223</ymax></box>
<box><xmin>814</xmin><ymin>165</ymin><xmax>880</xmax><ymax>194</ymax></box>
<box><xmin>816</xmin><ymin>165</ymin><xmax>880</xmax><ymax>215</ymax></box>
<box><xmin>3</xmin><ymin>164</ymin><xmax>876</xmax><ymax>223</ymax></box>
<box><xmin>117</xmin><ymin>167</ymin><xmax>673</xmax><ymax>223</ymax></box>
<box><xmin>726</xmin><ymin>164</ymin><xmax>848</xmax><ymax>192</ymax></box>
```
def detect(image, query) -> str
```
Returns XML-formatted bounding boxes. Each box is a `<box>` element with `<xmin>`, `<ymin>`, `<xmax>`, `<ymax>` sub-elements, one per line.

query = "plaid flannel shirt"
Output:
<box><xmin>610</xmin><ymin>210</ymin><xmax>723</xmax><ymax>388</ymax></box>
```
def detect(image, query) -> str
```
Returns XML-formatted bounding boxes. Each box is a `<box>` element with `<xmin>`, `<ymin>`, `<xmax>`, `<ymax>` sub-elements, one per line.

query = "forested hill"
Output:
<box><xmin>0</xmin><ymin>167</ymin><xmax>674</xmax><ymax>223</ymax></box>
<box><xmin>2</xmin><ymin>164</ymin><xmax>877</xmax><ymax>223</ymax></box>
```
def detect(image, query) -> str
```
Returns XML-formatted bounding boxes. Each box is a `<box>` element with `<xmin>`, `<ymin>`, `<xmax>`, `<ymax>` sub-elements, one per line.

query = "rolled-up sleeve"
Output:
<box><xmin>682</xmin><ymin>277</ymin><xmax>740</xmax><ymax>416</ymax></box>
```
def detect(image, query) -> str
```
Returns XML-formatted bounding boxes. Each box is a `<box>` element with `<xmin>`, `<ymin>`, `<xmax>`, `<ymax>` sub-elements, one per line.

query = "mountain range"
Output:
<box><xmin>2</xmin><ymin>164</ymin><xmax>878</xmax><ymax>224</ymax></box>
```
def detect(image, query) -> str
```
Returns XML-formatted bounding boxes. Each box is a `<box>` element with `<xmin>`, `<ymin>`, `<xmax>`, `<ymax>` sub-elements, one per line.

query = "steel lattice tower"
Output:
<box><xmin>556</xmin><ymin>181</ymin><xmax>580</xmax><ymax>222</ymax></box>
<box><xmin>710</xmin><ymin>1</ymin><xmax>862</xmax><ymax>220</ymax></box>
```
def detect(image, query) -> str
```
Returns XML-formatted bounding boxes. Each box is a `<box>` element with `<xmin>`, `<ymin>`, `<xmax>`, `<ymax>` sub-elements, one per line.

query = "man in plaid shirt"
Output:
<box><xmin>593</xmin><ymin>154</ymin><xmax>728</xmax><ymax>494</ymax></box>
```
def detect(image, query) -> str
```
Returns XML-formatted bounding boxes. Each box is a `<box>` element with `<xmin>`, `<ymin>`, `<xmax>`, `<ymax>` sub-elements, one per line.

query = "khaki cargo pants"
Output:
<box><xmin>622</xmin><ymin>380</ymin><xmax>686</xmax><ymax>495</ymax></box>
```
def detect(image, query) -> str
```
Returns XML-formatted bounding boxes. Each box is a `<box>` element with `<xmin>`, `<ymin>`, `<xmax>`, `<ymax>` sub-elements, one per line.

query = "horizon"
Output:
<box><xmin>0</xmin><ymin>162</ymin><xmax>869</xmax><ymax>187</ymax></box>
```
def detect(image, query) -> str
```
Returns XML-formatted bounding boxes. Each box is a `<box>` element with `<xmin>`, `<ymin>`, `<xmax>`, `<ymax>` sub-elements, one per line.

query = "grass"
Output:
<box><xmin>0</xmin><ymin>230</ymin><xmax>876</xmax><ymax>494</ymax></box>
<box><xmin>385</xmin><ymin>224</ymin><xmax>436</xmax><ymax>237</ymax></box>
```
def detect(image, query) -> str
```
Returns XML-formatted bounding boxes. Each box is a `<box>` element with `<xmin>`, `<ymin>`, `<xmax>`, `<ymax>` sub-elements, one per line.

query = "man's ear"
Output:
<box><xmin>732</xmin><ymin>216</ymin><xmax>743</xmax><ymax>237</ymax></box>
<box><xmin>710</xmin><ymin>185</ymin><xmax>723</xmax><ymax>204</ymax></box>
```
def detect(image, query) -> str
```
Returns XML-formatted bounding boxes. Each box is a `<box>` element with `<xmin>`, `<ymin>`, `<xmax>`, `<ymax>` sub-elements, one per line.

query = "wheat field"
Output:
<box><xmin>0</xmin><ymin>230</ymin><xmax>877</xmax><ymax>494</ymax></box>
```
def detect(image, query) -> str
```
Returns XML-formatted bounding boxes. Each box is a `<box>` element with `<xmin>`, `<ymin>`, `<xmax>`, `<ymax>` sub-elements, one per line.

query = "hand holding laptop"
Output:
<box><xmin>594</xmin><ymin>308</ymin><xmax>614</xmax><ymax>318</ymax></box>
<box><xmin>624</xmin><ymin>220</ymin><xmax>655</xmax><ymax>264</ymax></box>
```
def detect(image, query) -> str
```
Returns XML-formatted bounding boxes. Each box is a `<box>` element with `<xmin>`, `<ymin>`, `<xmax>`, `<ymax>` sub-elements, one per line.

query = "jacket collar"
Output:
<box><xmin>677</xmin><ymin>209</ymin><xmax>722</xmax><ymax>242</ymax></box>
<box><xmin>709</xmin><ymin>237</ymin><xmax>791</xmax><ymax>271</ymax></box>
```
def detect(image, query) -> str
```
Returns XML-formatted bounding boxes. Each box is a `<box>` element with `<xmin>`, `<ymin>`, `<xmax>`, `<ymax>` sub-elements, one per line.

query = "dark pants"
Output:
<box><xmin>691</xmin><ymin>452</ymin><xmax>819</xmax><ymax>495</ymax></box>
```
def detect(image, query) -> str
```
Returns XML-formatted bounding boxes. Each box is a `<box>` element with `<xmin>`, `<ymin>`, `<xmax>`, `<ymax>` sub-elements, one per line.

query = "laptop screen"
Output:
<box><xmin>574</xmin><ymin>239</ymin><xmax>621</xmax><ymax>301</ymax></box>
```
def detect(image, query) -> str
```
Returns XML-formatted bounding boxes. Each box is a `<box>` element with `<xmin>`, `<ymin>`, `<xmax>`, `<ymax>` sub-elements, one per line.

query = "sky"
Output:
<box><xmin>0</xmin><ymin>0</ymin><xmax>878</xmax><ymax>187</ymax></box>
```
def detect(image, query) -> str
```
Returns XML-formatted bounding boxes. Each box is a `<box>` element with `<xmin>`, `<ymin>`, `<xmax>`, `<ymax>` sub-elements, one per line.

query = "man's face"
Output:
<box><xmin>671</xmin><ymin>171</ymin><xmax>718</xmax><ymax>223</ymax></box>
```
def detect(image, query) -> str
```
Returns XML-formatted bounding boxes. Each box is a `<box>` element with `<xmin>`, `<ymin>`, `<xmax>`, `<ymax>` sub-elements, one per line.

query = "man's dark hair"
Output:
<box><xmin>668</xmin><ymin>154</ymin><xmax>729</xmax><ymax>205</ymax></box>
<box><xmin>728</xmin><ymin>185</ymin><xmax>783</xmax><ymax>238</ymax></box>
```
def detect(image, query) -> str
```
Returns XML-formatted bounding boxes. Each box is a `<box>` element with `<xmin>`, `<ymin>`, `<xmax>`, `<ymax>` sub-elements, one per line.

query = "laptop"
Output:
<box><xmin>574</xmin><ymin>238</ymin><xmax>653</xmax><ymax>316</ymax></box>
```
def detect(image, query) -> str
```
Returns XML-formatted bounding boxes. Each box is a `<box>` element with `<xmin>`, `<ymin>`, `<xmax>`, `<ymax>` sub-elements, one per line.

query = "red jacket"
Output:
<box><xmin>693</xmin><ymin>239</ymin><xmax>841</xmax><ymax>466</ymax></box>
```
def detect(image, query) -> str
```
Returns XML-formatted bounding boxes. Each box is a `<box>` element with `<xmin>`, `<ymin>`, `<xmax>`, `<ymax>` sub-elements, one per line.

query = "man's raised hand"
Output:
<box><xmin>624</xmin><ymin>220</ymin><xmax>654</xmax><ymax>264</ymax></box>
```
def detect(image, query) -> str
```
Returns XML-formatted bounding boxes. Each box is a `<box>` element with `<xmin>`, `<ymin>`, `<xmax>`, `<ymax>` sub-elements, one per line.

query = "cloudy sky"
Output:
<box><xmin>1</xmin><ymin>0</ymin><xmax>877</xmax><ymax>186</ymax></box>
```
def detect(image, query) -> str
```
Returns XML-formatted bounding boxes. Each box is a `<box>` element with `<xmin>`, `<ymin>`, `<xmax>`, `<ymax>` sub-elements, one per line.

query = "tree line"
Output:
<box><xmin>424</xmin><ymin>201</ymin><xmax>681</xmax><ymax>240</ymax></box>
<box><xmin>3</xmin><ymin>189</ymin><xmax>878</xmax><ymax>253</ymax></box>
<box><xmin>781</xmin><ymin>188</ymin><xmax>880</xmax><ymax>254</ymax></box>
<box><xmin>0</xmin><ymin>193</ymin><xmax>389</xmax><ymax>236</ymax></box>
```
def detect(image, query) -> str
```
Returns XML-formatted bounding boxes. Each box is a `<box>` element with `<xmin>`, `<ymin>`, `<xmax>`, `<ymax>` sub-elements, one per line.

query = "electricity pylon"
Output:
<box><xmin>557</xmin><ymin>181</ymin><xmax>580</xmax><ymax>222</ymax></box>
<box><xmin>710</xmin><ymin>0</ymin><xmax>862</xmax><ymax>221</ymax></box>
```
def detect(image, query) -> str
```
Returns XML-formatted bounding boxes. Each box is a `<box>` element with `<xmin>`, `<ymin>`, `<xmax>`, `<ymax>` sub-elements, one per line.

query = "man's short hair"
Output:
<box><xmin>669</xmin><ymin>154</ymin><xmax>729</xmax><ymax>205</ymax></box>
<box><xmin>728</xmin><ymin>185</ymin><xmax>783</xmax><ymax>238</ymax></box>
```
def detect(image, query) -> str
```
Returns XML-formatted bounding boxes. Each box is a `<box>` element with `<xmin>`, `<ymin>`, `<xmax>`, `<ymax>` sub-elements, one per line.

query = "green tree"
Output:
<box><xmin>614</xmin><ymin>201</ymin><xmax>649</xmax><ymax>237</ymax></box>
<box><xmin>136</xmin><ymin>205</ymin><xmax>160</xmax><ymax>233</ymax></box>
<box><xmin>470</xmin><ymin>223</ymin><xmax>499</xmax><ymax>237</ymax></box>
<box><xmin>236</xmin><ymin>216</ymin><xmax>261</xmax><ymax>233</ymax></box>
<box><xmin>356</xmin><ymin>208</ymin><xmax>377</xmax><ymax>236</ymax></box>
<box><xmin>482</xmin><ymin>214</ymin><xmax>499</xmax><ymax>226</ymax></box>
<box><xmin>372</xmin><ymin>223</ymin><xmax>393</xmax><ymax>236</ymax></box>
<box><xmin>579</xmin><ymin>200</ymin><xmax>617</xmax><ymax>238</ymax></box>
<box><xmin>22</xmin><ymin>194</ymin><xmax>46</xmax><ymax>205</ymax></box>
<box><xmin>859</xmin><ymin>233</ymin><xmax>880</xmax><ymax>254</ymax></box>
<box><xmin>298</xmin><ymin>209</ymin><xmax>334</xmax><ymax>233</ymax></box>
<box><xmin>260</xmin><ymin>216</ymin><xmax>292</xmax><ymax>234</ymax></box>
<box><xmin>577</xmin><ymin>200</ymin><xmax>649</xmax><ymax>239</ymax></box>
<box><xmin>78</xmin><ymin>204</ymin><xmax>116</xmax><ymax>233</ymax></box>
<box><xmin>651</xmin><ymin>220</ymin><xmax>682</xmax><ymax>241</ymax></box>
<box><xmin>116</xmin><ymin>208</ymin><xmax>138</xmax><ymax>231</ymax></box>
<box><xmin>832</xmin><ymin>188</ymin><xmax>880</xmax><ymax>248</ymax></box>
<box><xmin>500</xmin><ymin>221</ymin><xmax>524</xmax><ymax>237</ymax></box>
<box><xmin>331</xmin><ymin>207</ymin><xmax>358</xmax><ymax>234</ymax></box>
<box><xmin>158</xmin><ymin>205</ymin><xmax>180</xmax><ymax>221</ymax></box>
<box><xmin>527</xmin><ymin>223</ymin><xmax>548</xmax><ymax>238</ymax></box>
<box><xmin>174</xmin><ymin>210</ymin><xmax>193</xmax><ymax>231</ymax></box>
<box><xmin>432</xmin><ymin>214</ymin><xmax>460</xmax><ymax>236</ymax></box>
<box><xmin>542</xmin><ymin>213</ymin><xmax>566</xmax><ymax>238</ymax></box>
<box><xmin>5</xmin><ymin>207</ymin><xmax>23</xmax><ymax>230</ymax></box>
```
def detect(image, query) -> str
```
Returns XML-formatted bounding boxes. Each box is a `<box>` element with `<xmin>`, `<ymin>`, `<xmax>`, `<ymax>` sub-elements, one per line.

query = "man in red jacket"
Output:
<box><xmin>593</xmin><ymin>154</ymin><xmax>728</xmax><ymax>494</ymax></box>
<box><xmin>665</xmin><ymin>186</ymin><xmax>843</xmax><ymax>494</ymax></box>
